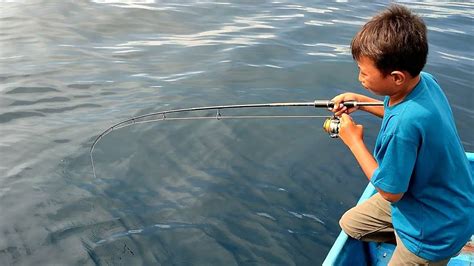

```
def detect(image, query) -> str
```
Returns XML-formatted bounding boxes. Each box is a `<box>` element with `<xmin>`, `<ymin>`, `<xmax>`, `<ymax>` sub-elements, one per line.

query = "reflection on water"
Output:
<box><xmin>0</xmin><ymin>1</ymin><xmax>472</xmax><ymax>264</ymax></box>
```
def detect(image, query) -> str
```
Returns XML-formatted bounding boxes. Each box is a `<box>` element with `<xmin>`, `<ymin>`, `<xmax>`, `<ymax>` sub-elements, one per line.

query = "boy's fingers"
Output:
<box><xmin>334</xmin><ymin>106</ymin><xmax>348</xmax><ymax>116</ymax></box>
<box><xmin>331</xmin><ymin>98</ymin><xmax>357</xmax><ymax>113</ymax></box>
<box><xmin>331</xmin><ymin>102</ymin><xmax>342</xmax><ymax>112</ymax></box>
<box><xmin>340</xmin><ymin>113</ymin><xmax>354</xmax><ymax>124</ymax></box>
<box><xmin>340</xmin><ymin>113</ymin><xmax>349</xmax><ymax>121</ymax></box>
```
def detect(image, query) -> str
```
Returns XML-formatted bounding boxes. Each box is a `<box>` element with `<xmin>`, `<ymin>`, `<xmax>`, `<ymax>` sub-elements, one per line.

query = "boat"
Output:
<box><xmin>323</xmin><ymin>152</ymin><xmax>474</xmax><ymax>265</ymax></box>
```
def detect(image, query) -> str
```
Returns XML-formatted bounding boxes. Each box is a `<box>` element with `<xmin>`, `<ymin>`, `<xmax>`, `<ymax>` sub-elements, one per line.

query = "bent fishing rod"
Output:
<box><xmin>90</xmin><ymin>100</ymin><xmax>383</xmax><ymax>178</ymax></box>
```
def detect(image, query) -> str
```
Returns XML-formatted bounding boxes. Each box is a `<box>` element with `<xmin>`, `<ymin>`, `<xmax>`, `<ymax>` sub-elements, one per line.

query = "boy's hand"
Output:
<box><xmin>331</xmin><ymin>93</ymin><xmax>360</xmax><ymax>116</ymax></box>
<box><xmin>339</xmin><ymin>113</ymin><xmax>364</xmax><ymax>148</ymax></box>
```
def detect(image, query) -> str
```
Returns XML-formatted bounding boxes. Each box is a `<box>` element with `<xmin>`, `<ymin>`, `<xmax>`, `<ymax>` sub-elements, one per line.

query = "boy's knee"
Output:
<box><xmin>339</xmin><ymin>210</ymin><xmax>362</xmax><ymax>240</ymax></box>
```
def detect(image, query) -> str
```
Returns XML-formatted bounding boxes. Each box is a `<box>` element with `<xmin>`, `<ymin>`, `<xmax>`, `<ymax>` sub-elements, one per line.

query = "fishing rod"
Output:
<box><xmin>90</xmin><ymin>100</ymin><xmax>383</xmax><ymax>178</ymax></box>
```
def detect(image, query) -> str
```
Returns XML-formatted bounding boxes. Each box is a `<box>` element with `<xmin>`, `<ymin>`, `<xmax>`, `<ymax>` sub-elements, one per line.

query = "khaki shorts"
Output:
<box><xmin>339</xmin><ymin>193</ymin><xmax>451</xmax><ymax>266</ymax></box>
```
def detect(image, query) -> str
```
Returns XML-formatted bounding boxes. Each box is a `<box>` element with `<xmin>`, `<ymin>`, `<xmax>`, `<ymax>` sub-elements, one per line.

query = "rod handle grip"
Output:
<box><xmin>313</xmin><ymin>100</ymin><xmax>358</xmax><ymax>108</ymax></box>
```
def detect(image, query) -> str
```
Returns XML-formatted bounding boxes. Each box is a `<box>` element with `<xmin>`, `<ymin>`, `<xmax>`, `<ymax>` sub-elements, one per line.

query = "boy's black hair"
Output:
<box><xmin>351</xmin><ymin>4</ymin><xmax>428</xmax><ymax>77</ymax></box>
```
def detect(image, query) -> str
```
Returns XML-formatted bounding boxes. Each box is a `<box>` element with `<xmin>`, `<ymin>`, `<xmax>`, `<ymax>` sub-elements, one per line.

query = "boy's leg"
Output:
<box><xmin>339</xmin><ymin>193</ymin><xmax>396</xmax><ymax>243</ymax></box>
<box><xmin>389</xmin><ymin>232</ymin><xmax>450</xmax><ymax>266</ymax></box>
<box><xmin>340</xmin><ymin>193</ymin><xmax>451</xmax><ymax>265</ymax></box>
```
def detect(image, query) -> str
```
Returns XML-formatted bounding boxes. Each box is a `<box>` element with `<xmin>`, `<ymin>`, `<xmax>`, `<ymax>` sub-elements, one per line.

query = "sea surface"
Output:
<box><xmin>0</xmin><ymin>1</ymin><xmax>473</xmax><ymax>265</ymax></box>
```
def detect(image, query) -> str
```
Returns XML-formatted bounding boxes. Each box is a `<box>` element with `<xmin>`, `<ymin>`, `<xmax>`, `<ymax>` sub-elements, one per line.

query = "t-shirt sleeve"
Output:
<box><xmin>371</xmin><ymin>134</ymin><xmax>418</xmax><ymax>194</ymax></box>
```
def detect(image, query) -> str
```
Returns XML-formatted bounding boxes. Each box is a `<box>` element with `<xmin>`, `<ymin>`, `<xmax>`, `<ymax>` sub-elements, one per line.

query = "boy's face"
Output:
<box><xmin>356</xmin><ymin>56</ymin><xmax>394</xmax><ymax>96</ymax></box>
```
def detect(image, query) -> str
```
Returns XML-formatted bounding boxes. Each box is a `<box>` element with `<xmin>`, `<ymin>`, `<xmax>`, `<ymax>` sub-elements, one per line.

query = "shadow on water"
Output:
<box><xmin>53</xmin><ymin>116</ymin><xmax>369</xmax><ymax>265</ymax></box>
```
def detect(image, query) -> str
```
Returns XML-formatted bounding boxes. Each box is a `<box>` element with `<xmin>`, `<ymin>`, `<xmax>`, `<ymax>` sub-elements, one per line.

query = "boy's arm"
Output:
<box><xmin>332</xmin><ymin>93</ymin><xmax>384</xmax><ymax>118</ymax></box>
<box><xmin>339</xmin><ymin>114</ymin><xmax>403</xmax><ymax>202</ymax></box>
<box><xmin>357</xmin><ymin>95</ymin><xmax>384</xmax><ymax>118</ymax></box>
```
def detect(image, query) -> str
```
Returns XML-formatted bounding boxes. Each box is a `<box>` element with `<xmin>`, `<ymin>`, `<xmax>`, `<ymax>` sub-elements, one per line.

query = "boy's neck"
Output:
<box><xmin>389</xmin><ymin>74</ymin><xmax>421</xmax><ymax>106</ymax></box>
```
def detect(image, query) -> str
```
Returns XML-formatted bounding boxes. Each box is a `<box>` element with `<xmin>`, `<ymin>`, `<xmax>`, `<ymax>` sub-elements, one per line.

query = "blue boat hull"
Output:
<box><xmin>323</xmin><ymin>152</ymin><xmax>474</xmax><ymax>265</ymax></box>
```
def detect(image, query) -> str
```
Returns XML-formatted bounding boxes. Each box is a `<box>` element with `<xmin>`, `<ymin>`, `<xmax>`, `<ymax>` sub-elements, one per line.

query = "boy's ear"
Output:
<box><xmin>390</xmin><ymin>71</ymin><xmax>406</xmax><ymax>85</ymax></box>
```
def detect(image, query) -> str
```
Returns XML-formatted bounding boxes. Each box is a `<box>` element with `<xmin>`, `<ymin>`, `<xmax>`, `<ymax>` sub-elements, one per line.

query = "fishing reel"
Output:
<box><xmin>323</xmin><ymin>116</ymin><xmax>340</xmax><ymax>138</ymax></box>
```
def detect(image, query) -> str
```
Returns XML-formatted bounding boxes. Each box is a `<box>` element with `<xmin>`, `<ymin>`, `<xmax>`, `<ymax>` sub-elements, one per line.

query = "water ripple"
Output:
<box><xmin>36</xmin><ymin>104</ymin><xmax>101</xmax><ymax>114</ymax></box>
<box><xmin>0</xmin><ymin>111</ymin><xmax>45</xmax><ymax>123</ymax></box>
<box><xmin>10</xmin><ymin>97</ymin><xmax>70</xmax><ymax>106</ymax></box>
<box><xmin>305</xmin><ymin>43</ymin><xmax>351</xmax><ymax>58</ymax></box>
<box><xmin>5</xmin><ymin>86</ymin><xmax>60</xmax><ymax>94</ymax></box>
<box><xmin>437</xmin><ymin>51</ymin><xmax>474</xmax><ymax>62</ymax></box>
<box><xmin>94</xmin><ymin>222</ymin><xmax>207</xmax><ymax>246</ymax></box>
<box><xmin>256</xmin><ymin>212</ymin><xmax>276</xmax><ymax>221</ymax></box>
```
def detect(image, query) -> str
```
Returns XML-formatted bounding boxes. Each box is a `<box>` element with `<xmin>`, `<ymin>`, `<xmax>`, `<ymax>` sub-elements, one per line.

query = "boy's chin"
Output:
<box><xmin>364</xmin><ymin>86</ymin><xmax>385</xmax><ymax>96</ymax></box>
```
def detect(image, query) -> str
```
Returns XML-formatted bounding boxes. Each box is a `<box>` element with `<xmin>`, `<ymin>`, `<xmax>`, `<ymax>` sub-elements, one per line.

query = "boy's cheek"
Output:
<box><xmin>360</xmin><ymin>81</ymin><xmax>369</xmax><ymax>89</ymax></box>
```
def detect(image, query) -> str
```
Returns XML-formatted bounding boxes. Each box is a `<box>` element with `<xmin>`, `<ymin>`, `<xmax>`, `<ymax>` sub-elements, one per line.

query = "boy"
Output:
<box><xmin>331</xmin><ymin>4</ymin><xmax>473</xmax><ymax>265</ymax></box>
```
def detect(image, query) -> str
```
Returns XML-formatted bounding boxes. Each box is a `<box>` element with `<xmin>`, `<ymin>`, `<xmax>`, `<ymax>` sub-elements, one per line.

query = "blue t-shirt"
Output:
<box><xmin>370</xmin><ymin>72</ymin><xmax>474</xmax><ymax>260</ymax></box>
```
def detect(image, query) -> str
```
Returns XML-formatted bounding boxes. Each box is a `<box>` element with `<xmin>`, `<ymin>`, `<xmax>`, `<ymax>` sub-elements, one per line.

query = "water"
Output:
<box><xmin>1</xmin><ymin>1</ymin><xmax>472</xmax><ymax>265</ymax></box>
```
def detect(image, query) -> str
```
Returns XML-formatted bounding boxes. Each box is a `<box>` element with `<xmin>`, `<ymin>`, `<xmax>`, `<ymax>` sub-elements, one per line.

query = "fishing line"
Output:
<box><xmin>90</xmin><ymin>100</ymin><xmax>383</xmax><ymax>178</ymax></box>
